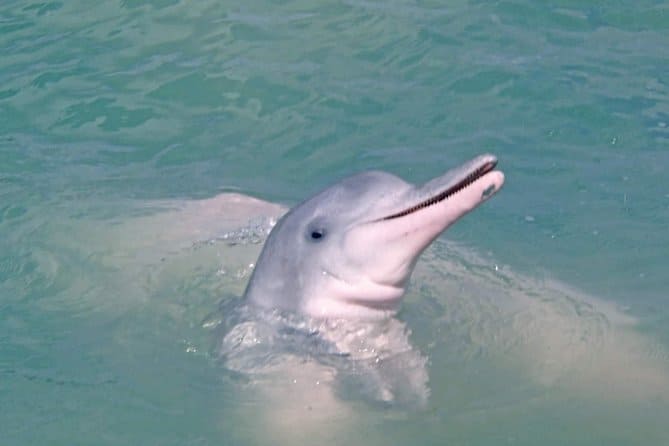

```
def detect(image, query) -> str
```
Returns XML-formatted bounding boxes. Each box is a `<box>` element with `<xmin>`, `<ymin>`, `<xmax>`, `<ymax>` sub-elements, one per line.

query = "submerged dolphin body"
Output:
<box><xmin>32</xmin><ymin>156</ymin><xmax>669</xmax><ymax>444</ymax></box>
<box><xmin>244</xmin><ymin>154</ymin><xmax>505</xmax><ymax>319</ymax></box>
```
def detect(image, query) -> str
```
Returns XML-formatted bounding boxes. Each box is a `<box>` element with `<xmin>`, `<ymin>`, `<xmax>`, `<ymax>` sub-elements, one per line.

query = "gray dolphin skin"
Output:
<box><xmin>244</xmin><ymin>154</ymin><xmax>505</xmax><ymax>319</ymax></box>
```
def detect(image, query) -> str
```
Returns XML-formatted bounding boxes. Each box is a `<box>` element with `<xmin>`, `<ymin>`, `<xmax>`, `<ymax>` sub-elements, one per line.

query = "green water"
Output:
<box><xmin>1</xmin><ymin>1</ymin><xmax>668</xmax><ymax>445</ymax></box>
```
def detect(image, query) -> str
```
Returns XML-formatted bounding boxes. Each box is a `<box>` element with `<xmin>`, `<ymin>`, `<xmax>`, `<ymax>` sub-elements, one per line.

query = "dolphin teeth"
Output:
<box><xmin>380</xmin><ymin>160</ymin><xmax>496</xmax><ymax>221</ymax></box>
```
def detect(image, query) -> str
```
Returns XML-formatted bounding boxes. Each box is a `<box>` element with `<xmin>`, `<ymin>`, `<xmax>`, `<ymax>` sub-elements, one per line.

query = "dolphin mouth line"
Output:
<box><xmin>380</xmin><ymin>159</ymin><xmax>498</xmax><ymax>221</ymax></box>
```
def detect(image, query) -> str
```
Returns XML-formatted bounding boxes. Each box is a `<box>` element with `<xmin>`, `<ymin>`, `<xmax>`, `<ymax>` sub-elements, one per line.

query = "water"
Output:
<box><xmin>1</xmin><ymin>1</ymin><xmax>668</xmax><ymax>444</ymax></box>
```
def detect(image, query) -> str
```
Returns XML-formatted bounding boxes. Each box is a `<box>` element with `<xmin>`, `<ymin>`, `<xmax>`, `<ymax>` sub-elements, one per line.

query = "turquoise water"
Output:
<box><xmin>1</xmin><ymin>1</ymin><xmax>668</xmax><ymax>444</ymax></box>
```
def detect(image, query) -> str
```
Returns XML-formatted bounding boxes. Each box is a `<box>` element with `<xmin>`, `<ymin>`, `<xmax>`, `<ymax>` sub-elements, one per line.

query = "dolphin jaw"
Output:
<box><xmin>336</xmin><ymin>157</ymin><xmax>504</xmax><ymax>314</ymax></box>
<box><xmin>377</xmin><ymin>155</ymin><xmax>499</xmax><ymax>222</ymax></box>
<box><xmin>359</xmin><ymin>166</ymin><xmax>504</xmax><ymax>252</ymax></box>
<box><xmin>349</xmin><ymin>155</ymin><xmax>504</xmax><ymax>254</ymax></box>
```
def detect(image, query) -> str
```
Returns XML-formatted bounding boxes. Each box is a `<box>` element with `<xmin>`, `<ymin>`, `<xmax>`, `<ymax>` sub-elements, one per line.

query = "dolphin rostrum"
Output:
<box><xmin>244</xmin><ymin>154</ymin><xmax>504</xmax><ymax>319</ymax></box>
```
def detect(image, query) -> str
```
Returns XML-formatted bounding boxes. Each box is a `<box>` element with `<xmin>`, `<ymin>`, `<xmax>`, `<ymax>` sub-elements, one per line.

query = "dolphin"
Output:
<box><xmin>244</xmin><ymin>153</ymin><xmax>505</xmax><ymax>319</ymax></box>
<box><xmin>30</xmin><ymin>154</ymin><xmax>669</xmax><ymax>445</ymax></box>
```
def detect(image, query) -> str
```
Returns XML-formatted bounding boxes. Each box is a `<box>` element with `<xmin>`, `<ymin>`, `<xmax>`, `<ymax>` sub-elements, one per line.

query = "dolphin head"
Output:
<box><xmin>244</xmin><ymin>154</ymin><xmax>505</xmax><ymax>319</ymax></box>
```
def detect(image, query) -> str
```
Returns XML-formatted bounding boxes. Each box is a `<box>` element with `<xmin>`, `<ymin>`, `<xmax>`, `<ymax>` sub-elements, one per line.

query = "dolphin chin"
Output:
<box><xmin>244</xmin><ymin>154</ymin><xmax>505</xmax><ymax>319</ymax></box>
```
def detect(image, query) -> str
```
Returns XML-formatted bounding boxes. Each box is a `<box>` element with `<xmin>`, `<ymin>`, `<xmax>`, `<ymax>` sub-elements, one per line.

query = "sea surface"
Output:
<box><xmin>1</xmin><ymin>1</ymin><xmax>668</xmax><ymax>445</ymax></box>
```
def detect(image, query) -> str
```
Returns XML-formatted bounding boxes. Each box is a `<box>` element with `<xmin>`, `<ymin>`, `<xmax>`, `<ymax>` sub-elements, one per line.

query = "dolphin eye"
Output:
<box><xmin>306</xmin><ymin>218</ymin><xmax>328</xmax><ymax>242</ymax></box>
<box><xmin>307</xmin><ymin>226</ymin><xmax>326</xmax><ymax>242</ymax></box>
